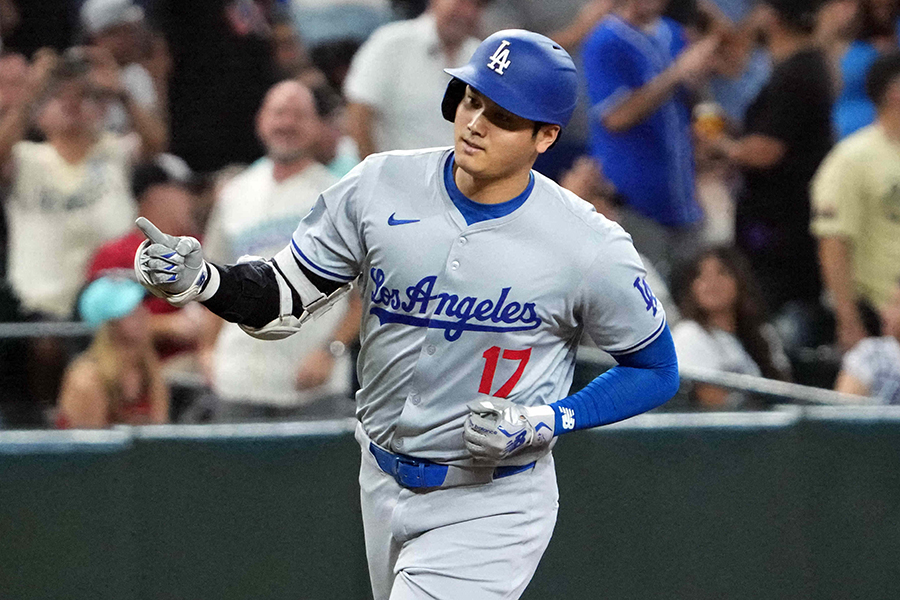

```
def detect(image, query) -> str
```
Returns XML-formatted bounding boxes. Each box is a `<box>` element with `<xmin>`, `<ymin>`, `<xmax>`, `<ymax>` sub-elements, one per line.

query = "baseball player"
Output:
<box><xmin>134</xmin><ymin>30</ymin><xmax>679</xmax><ymax>600</ymax></box>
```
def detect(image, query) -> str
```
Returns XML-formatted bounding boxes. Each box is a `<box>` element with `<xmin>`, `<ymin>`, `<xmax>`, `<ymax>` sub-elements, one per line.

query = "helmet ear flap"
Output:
<box><xmin>441</xmin><ymin>78</ymin><xmax>467</xmax><ymax>123</ymax></box>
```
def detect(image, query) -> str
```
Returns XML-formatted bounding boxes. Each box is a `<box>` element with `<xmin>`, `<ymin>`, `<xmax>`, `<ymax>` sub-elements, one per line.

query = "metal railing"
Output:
<box><xmin>0</xmin><ymin>320</ymin><xmax>873</xmax><ymax>407</ymax></box>
<box><xmin>0</xmin><ymin>320</ymin><xmax>93</xmax><ymax>339</ymax></box>
<box><xmin>576</xmin><ymin>346</ymin><xmax>870</xmax><ymax>406</ymax></box>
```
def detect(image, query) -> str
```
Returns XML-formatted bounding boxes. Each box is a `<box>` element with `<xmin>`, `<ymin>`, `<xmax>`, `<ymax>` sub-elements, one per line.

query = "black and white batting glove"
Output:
<box><xmin>134</xmin><ymin>217</ymin><xmax>216</xmax><ymax>307</ymax></box>
<box><xmin>463</xmin><ymin>397</ymin><xmax>555</xmax><ymax>461</ymax></box>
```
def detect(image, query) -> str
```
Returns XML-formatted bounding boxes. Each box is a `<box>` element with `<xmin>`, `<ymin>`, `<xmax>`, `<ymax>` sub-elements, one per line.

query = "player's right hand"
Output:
<box><xmin>463</xmin><ymin>398</ymin><xmax>555</xmax><ymax>462</ymax></box>
<box><xmin>134</xmin><ymin>217</ymin><xmax>210</xmax><ymax>307</ymax></box>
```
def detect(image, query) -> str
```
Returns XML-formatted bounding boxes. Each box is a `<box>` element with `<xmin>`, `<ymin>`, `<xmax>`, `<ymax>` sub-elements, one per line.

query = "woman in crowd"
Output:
<box><xmin>835</xmin><ymin>280</ymin><xmax>900</xmax><ymax>403</ymax></box>
<box><xmin>56</xmin><ymin>277</ymin><xmax>169</xmax><ymax>428</ymax></box>
<box><xmin>672</xmin><ymin>246</ymin><xmax>791</xmax><ymax>409</ymax></box>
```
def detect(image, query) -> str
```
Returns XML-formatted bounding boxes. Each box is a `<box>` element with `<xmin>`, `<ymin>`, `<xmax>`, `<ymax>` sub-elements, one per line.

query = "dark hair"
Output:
<box><xmin>131</xmin><ymin>156</ymin><xmax>195</xmax><ymax>201</ymax></box>
<box><xmin>763</xmin><ymin>0</ymin><xmax>821</xmax><ymax>34</ymax></box>
<box><xmin>857</xmin><ymin>0</ymin><xmax>900</xmax><ymax>41</ymax></box>
<box><xmin>672</xmin><ymin>246</ymin><xmax>788</xmax><ymax>381</ymax></box>
<box><xmin>52</xmin><ymin>48</ymin><xmax>92</xmax><ymax>84</ymax></box>
<box><xmin>309</xmin><ymin>39</ymin><xmax>362</xmax><ymax>91</ymax></box>
<box><xmin>866</xmin><ymin>51</ymin><xmax>900</xmax><ymax>107</ymax></box>
<box><xmin>311</xmin><ymin>83</ymin><xmax>343</xmax><ymax>120</ymax></box>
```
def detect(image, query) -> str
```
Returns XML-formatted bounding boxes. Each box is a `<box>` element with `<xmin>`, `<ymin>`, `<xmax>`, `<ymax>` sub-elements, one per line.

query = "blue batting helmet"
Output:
<box><xmin>442</xmin><ymin>29</ymin><xmax>578</xmax><ymax>127</ymax></box>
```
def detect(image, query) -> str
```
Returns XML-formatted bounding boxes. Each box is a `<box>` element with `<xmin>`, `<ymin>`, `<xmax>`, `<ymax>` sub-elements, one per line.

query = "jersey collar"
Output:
<box><xmin>442</xmin><ymin>152</ymin><xmax>535</xmax><ymax>227</ymax></box>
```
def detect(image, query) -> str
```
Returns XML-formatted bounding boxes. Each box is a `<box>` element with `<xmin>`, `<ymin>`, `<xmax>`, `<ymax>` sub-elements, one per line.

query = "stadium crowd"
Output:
<box><xmin>0</xmin><ymin>0</ymin><xmax>899</xmax><ymax>427</ymax></box>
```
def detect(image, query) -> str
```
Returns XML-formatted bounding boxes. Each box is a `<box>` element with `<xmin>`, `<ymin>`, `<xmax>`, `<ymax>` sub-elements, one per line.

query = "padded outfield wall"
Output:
<box><xmin>1</xmin><ymin>408</ymin><xmax>899</xmax><ymax>600</ymax></box>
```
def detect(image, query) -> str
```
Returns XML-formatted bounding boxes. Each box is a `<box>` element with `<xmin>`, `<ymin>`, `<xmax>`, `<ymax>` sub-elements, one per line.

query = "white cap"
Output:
<box><xmin>80</xmin><ymin>0</ymin><xmax>145</xmax><ymax>36</ymax></box>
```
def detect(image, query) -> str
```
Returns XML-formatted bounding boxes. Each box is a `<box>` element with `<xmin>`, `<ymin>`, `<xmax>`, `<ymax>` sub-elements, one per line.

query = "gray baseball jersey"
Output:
<box><xmin>275</xmin><ymin>147</ymin><xmax>666</xmax><ymax>464</ymax></box>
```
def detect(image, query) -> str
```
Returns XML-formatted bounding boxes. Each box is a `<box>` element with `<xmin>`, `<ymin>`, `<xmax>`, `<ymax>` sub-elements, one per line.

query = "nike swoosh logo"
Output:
<box><xmin>388</xmin><ymin>213</ymin><xmax>420</xmax><ymax>226</ymax></box>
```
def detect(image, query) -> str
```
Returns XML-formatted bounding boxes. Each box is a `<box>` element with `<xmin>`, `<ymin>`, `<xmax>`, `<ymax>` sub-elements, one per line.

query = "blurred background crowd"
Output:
<box><xmin>0</xmin><ymin>0</ymin><xmax>899</xmax><ymax>429</ymax></box>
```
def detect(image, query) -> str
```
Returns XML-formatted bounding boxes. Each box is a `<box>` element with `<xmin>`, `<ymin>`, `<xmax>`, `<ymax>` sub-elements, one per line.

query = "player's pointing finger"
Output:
<box><xmin>136</xmin><ymin>217</ymin><xmax>177</xmax><ymax>247</ymax></box>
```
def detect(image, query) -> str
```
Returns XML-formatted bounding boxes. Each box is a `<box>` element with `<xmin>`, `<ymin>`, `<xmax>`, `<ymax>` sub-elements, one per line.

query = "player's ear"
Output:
<box><xmin>534</xmin><ymin>124</ymin><xmax>560</xmax><ymax>154</ymax></box>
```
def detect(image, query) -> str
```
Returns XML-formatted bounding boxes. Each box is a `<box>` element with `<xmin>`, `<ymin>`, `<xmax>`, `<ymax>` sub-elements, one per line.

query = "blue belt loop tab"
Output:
<box><xmin>369</xmin><ymin>442</ymin><xmax>449</xmax><ymax>488</ymax></box>
<box><xmin>368</xmin><ymin>442</ymin><xmax>535</xmax><ymax>489</ymax></box>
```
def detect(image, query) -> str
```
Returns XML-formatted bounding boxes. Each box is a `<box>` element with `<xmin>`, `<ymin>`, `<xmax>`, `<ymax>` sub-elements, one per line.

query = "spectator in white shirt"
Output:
<box><xmin>672</xmin><ymin>246</ymin><xmax>790</xmax><ymax>409</ymax></box>
<box><xmin>343</xmin><ymin>0</ymin><xmax>486</xmax><ymax>156</ymax></box>
<box><xmin>201</xmin><ymin>80</ymin><xmax>361</xmax><ymax>422</ymax></box>
<box><xmin>80</xmin><ymin>0</ymin><xmax>170</xmax><ymax>141</ymax></box>
<box><xmin>836</xmin><ymin>280</ymin><xmax>900</xmax><ymax>404</ymax></box>
<box><xmin>0</xmin><ymin>48</ymin><xmax>163</xmax><ymax>405</ymax></box>
<box><xmin>0</xmin><ymin>47</ymin><xmax>165</xmax><ymax>320</ymax></box>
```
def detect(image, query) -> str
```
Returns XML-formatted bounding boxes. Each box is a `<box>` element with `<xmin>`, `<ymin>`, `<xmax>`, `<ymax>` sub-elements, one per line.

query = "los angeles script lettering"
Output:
<box><xmin>368</xmin><ymin>267</ymin><xmax>541</xmax><ymax>341</ymax></box>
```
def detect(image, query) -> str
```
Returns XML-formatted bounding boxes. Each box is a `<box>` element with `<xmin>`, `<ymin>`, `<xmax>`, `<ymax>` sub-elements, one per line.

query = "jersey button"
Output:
<box><xmin>411</xmin><ymin>394</ymin><xmax>421</xmax><ymax>406</ymax></box>
<box><xmin>426</xmin><ymin>345</ymin><xmax>436</xmax><ymax>355</ymax></box>
<box><xmin>451</xmin><ymin>260</ymin><xmax>459</xmax><ymax>270</ymax></box>
<box><xmin>459</xmin><ymin>237</ymin><xmax>467</xmax><ymax>245</ymax></box>
<box><xmin>395</xmin><ymin>439</ymin><xmax>404</xmax><ymax>450</ymax></box>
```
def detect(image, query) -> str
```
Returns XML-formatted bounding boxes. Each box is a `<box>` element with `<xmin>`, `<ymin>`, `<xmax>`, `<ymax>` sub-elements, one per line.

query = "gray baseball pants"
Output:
<box><xmin>358</xmin><ymin>436</ymin><xmax>559</xmax><ymax>599</ymax></box>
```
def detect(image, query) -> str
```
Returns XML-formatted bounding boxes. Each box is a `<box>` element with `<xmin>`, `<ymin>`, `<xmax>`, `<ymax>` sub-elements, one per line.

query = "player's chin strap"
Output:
<box><xmin>237</xmin><ymin>247</ymin><xmax>352</xmax><ymax>341</ymax></box>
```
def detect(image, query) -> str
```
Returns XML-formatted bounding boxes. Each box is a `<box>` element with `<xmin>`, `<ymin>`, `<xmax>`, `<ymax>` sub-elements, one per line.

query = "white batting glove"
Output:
<box><xmin>463</xmin><ymin>397</ymin><xmax>555</xmax><ymax>461</ymax></box>
<box><xmin>134</xmin><ymin>217</ymin><xmax>212</xmax><ymax>307</ymax></box>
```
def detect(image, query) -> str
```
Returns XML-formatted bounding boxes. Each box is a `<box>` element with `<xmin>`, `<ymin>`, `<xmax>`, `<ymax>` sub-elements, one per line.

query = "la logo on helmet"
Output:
<box><xmin>487</xmin><ymin>40</ymin><xmax>511</xmax><ymax>75</ymax></box>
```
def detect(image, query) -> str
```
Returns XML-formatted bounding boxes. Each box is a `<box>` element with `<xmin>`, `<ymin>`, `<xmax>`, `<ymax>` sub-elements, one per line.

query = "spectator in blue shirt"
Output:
<box><xmin>831</xmin><ymin>0</ymin><xmax>900</xmax><ymax>139</ymax></box>
<box><xmin>581</xmin><ymin>0</ymin><xmax>721</xmax><ymax>276</ymax></box>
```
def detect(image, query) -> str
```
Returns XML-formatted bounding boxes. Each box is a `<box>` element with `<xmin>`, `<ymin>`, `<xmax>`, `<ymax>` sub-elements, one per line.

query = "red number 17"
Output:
<box><xmin>478</xmin><ymin>346</ymin><xmax>532</xmax><ymax>398</ymax></box>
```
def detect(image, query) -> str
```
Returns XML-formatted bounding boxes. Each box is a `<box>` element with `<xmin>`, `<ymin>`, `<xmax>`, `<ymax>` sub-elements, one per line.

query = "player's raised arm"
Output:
<box><xmin>134</xmin><ymin>216</ymin><xmax>350</xmax><ymax>341</ymax></box>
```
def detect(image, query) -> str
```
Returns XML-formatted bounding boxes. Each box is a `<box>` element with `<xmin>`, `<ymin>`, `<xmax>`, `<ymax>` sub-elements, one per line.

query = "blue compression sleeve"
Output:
<box><xmin>549</xmin><ymin>325</ymin><xmax>679</xmax><ymax>434</ymax></box>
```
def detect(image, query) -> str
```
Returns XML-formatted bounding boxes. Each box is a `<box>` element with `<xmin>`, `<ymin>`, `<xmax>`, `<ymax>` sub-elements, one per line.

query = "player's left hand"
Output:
<box><xmin>463</xmin><ymin>398</ymin><xmax>555</xmax><ymax>461</ymax></box>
